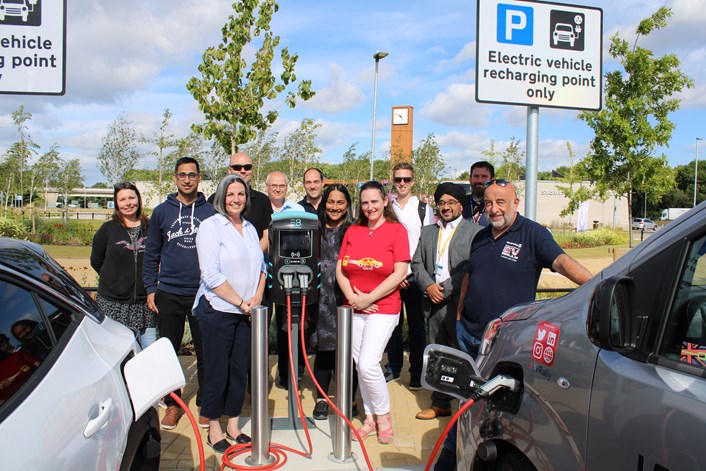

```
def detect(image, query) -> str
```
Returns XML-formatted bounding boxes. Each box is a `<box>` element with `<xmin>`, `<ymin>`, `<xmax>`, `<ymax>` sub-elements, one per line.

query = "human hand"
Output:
<box><xmin>146</xmin><ymin>293</ymin><xmax>158</xmax><ymax>314</ymax></box>
<box><xmin>399</xmin><ymin>279</ymin><xmax>409</xmax><ymax>290</ymax></box>
<box><xmin>426</xmin><ymin>284</ymin><xmax>445</xmax><ymax>304</ymax></box>
<box><xmin>351</xmin><ymin>287</ymin><xmax>374</xmax><ymax>311</ymax></box>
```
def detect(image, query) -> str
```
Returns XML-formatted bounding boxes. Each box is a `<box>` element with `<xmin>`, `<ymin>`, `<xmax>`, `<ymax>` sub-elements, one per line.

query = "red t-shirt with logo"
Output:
<box><xmin>338</xmin><ymin>221</ymin><xmax>410</xmax><ymax>314</ymax></box>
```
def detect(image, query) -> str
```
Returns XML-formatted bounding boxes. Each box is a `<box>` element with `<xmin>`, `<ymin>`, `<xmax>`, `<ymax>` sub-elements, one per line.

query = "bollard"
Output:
<box><xmin>246</xmin><ymin>305</ymin><xmax>274</xmax><ymax>466</ymax></box>
<box><xmin>330</xmin><ymin>305</ymin><xmax>356</xmax><ymax>463</ymax></box>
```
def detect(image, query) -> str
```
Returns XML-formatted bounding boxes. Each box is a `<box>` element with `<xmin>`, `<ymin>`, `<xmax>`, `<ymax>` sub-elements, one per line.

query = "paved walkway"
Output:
<box><xmin>159</xmin><ymin>355</ymin><xmax>453</xmax><ymax>470</ymax></box>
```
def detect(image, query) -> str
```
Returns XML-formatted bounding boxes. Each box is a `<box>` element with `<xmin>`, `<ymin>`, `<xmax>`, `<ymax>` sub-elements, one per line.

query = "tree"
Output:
<box><xmin>578</xmin><ymin>7</ymin><xmax>693</xmax><ymax>245</ymax></box>
<box><xmin>97</xmin><ymin>112</ymin><xmax>141</xmax><ymax>185</ymax></box>
<box><xmin>53</xmin><ymin>159</ymin><xmax>84</xmax><ymax>221</ymax></box>
<box><xmin>496</xmin><ymin>137</ymin><xmax>525</xmax><ymax>182</ymax></box>
<box><xmin>412</xmin><ymin>133</ymin><xmax>446</xmax><ymax>199</ymax></box>
<box><xmin>30</xmin><ymin>145</ymin><xmax>60</xmax><ymax>231</ymax></box>
<box><xmin>278</xmin><ymin>118</ymin><xmax>321</xmax><ymax>188</ymax></box>
<box><xmin>5</xmin><ymin>106</ymin><xmax>40</xmax><ymax>217</ymax></box>
<box><xmin>239</xmin><ymin>130</ymin><xmax>279</xmax><ymax>185</ymax></box>
<box><xmin>142</xmin><ymin>109</ymin><xmax>177</xmax><ymax>201</ymax></box>
<box><xmin>553</xmin><ymin>143</ymin><xmax>595</xmax><ymax>220</ymax></box>
<box><xmin>187</xmin><ymin>0</ymin><xmax>315</xmax><ymax>154</ymax></box>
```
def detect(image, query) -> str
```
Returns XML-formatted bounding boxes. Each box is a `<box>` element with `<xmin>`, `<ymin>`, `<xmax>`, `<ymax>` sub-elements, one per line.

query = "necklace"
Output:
<box><xmin>367</xmin><ymin>221</ymin><xmax>384</xmax><ymax>237</ymax></box>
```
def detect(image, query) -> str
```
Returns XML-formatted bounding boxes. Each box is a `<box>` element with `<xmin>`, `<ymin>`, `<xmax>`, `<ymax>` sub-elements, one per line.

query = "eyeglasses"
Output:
<box><xmin>437</xmin><ymin>200</ymin><xmax>460</xmax><ymax>208</ymax></box>
<box><xmin>230</xmin><ymin>164</ymin><xmax>253</xmax><ymax>172</ymax></box>
<box><xmin>268</xmin><ymin>184</ymin><xmax>287</xmax><ymax>190</ymax></box>
<box><xmin>484</xmin><ymin>179</ymin><xmax>509</xmax><ymax>188</ymax></box>
<box><xmin>393</xmin><ymin>177</ymin><xmax>413</xmax><ymax>184</ymax></box>
<box><xmin>175</xmin><ymin>172</ymin><xmax>199</xmax><ymax>181</ymax></box>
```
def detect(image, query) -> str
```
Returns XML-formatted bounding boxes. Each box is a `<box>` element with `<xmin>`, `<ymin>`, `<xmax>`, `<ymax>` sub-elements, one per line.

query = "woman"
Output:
<box><xmin>336</xmin><ymin>181</ymin><xmax>410</xmax><ymax>444</ymax></box>
<box><xmin>310</xmin><ymin>184</ymin><xmax>360</xmax><ymax>420</ymax></box>
<box><xmin>193</xmin><ymin>175</ymin><xmax>266</xmax><ymax>454</ymax></box>
<box><xmin>91</xmin><ymin>182</ymin><xmax>156</xmax><ymax>347</ymax></box>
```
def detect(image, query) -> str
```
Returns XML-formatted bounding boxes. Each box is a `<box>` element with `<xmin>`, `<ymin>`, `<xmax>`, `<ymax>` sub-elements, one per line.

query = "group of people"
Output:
<box><xmin>88</xmin><ymin>153</ymin><xmax>594</xmax><ymax>462</ymax></box>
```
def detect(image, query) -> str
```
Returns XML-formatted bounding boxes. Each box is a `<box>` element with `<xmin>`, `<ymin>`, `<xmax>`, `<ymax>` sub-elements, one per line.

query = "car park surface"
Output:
<box><xmin>0</xmin><ymin>238</ymin><xmax>160</xmax><ymax>470</ymax></box>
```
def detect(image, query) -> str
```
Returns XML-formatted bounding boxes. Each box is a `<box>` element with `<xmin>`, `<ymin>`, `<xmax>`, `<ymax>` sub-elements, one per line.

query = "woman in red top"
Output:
<box><xmin>336</xmin><ymin>181</ymin><xmax>410</xmax><ymax>444</ymax></box>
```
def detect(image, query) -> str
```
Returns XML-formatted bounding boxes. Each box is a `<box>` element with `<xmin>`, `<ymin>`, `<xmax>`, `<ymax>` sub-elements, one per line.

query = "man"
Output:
<box><xmin>209</xmin><ymin>152</ymin><xmax>271</xmax><ymax>252</ymax></box>
<box><xmin>385</xmin><ymin>162</ymin><xmax>434</xmax><ymax>389</ymax></box>
<box><xmin>298</xmin><ymin>168</ymin><xmax>324</xmax><ymax>214</ymax></box>
<box><xmin>434</xmin><ymin>179</ymin><xmax>592</xmax><ymax>469</ymax></box>
<box><xmin>143</xmin><ymin>157</ymin><xmax>216</xmax><ymax>430</ymax></box>
<box><xmin>266</xmin><ymin>171</ymin><xmax>305</xmax><ymax>213</ymax></box>
<box><xmin>412</xmin><ymin>183</ymin><xmax>481</xmax><ymax>419</ymax></box>
<box><xmin>265</xmin><ymin>170</ymin><xmax>305</xmax><ymax>388</ymax></box>
<box><xmin>461</xmin><ymin>161</ymin><xmax>494</xmax><ymax>225</ymax></box>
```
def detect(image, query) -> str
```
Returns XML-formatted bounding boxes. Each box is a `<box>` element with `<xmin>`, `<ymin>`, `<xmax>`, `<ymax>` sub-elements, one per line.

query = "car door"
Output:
<box><xmin>586</xmin><ymin>230</ymin><xmax>706</xmax><ymax>470</ymax></box>
<box><xmin>0</xmin><ymin>273</ymin><xmax>135</xmax><ymax>470</ymax></box>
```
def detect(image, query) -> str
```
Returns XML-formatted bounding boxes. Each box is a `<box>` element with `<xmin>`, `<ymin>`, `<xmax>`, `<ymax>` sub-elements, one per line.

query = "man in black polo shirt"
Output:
<box><xmin>433</xmin><ymin>179</ymin><xmax>592</xmax><ymax>470</ymax></box>
<box><xmin>461</xmin><ymin>161</ymin><xmax>494</xmax><ymax>226</ymax></box>
<box><xmin>297</xmin><ymin>168</ymin><xmax>324</xmax><ymax>214</ymax></box>
<box><xmin>209</xmin><ymin>152</ymin><xmax>271</xmax><ymax>252</ymax></box>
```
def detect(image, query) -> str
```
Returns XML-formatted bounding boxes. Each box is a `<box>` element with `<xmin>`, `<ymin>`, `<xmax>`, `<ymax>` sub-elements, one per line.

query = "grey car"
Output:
<box><xmin>457</xmin><ymin>202</ymin><xmax>706</xmax><ymax>470</ymax></box>
<box><xmin>632</xmin><ymin>217</ymin><xmax>657</xmax><ymax>231</ymax></box>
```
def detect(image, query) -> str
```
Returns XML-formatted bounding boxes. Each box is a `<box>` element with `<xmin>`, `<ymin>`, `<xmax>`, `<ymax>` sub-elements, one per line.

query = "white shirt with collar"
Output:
<box><xmin>434</xmin><ymin>215</ymin><xmax>463</xmax><ymax>284</ymax></box>
<box><xmin>392</xmin><ymin>195</ymin><xmax>435</xmax><ymax>274</ymax></box>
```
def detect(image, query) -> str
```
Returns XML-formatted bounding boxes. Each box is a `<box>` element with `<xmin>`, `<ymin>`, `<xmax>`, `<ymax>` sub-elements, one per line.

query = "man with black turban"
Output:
<box><xmin>411</xmin><ymin>182</ymin><xmax>482</xmax><ymax>423</ymax></box>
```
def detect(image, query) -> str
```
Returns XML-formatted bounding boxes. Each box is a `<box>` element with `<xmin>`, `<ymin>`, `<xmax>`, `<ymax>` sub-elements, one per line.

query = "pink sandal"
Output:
<box><xmin>376</xmin><ymin>414</ymin><xmax>394</xmax><ymax>444</ymax></box>
<box><xmin>353</xmin><ymin>417</ymin><xmax>376</xmax><ymax>441</ymax></box>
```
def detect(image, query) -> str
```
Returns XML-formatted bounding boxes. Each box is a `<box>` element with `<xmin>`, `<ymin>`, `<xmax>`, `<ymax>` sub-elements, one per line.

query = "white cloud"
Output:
<box><xmin>305</xmin><ymin>64</ymin><xmax>366</xmax><ymax>113</ymax></box>
<box><xmin>420</xmin><ymin>83</ymin><xmax>490</xmax><ymax>127</ymax></box>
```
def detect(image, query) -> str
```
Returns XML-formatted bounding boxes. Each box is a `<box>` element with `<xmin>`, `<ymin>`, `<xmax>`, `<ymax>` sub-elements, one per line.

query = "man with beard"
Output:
<box><xmin>412</xmin><ymin>182</ymin><xmax>481</xmax><ymax>420</ymax></box>
<box><xmin>461</xmin><ymin>161</ymin><xmax>494</xmax><ymax>225</ymax></box>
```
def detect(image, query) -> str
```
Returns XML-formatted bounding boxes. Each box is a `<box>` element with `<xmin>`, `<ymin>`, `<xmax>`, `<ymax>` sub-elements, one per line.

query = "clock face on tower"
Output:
<box><xmin>392</xmin><ymin>108</ymin><xmax>409</xmax><ymax>125</ymax></box>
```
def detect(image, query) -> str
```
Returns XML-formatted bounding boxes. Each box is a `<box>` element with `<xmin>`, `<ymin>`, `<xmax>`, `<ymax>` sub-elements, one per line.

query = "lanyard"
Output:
<box><xmin>436</xmin><ymin>223</ymin><xmax>458</xmax><ymax>263</ymax></box>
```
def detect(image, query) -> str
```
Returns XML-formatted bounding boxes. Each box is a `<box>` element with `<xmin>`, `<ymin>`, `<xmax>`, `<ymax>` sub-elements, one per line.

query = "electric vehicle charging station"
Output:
<box><xmin>268</xmin><ymin>211</ymin><xmax>320</xmax><ymax>430</ymax></box>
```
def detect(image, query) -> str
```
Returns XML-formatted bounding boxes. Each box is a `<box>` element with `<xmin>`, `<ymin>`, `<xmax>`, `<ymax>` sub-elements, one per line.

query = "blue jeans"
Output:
<box><xmin>435</xmin><ymin>321</ymin><xmax>481</xmax><ymax>471</ymax></box>
<box><xmin>140</xmin><ymin>327</ymin><xmax>158</xmax><ymax>349</ymax></box>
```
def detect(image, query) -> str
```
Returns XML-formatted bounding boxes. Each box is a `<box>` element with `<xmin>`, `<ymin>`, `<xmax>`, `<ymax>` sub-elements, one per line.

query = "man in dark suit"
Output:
<box><xmin>411</xmin><ymin>182</ymin><xmax>481</xmax><ymax>420</ymax></box>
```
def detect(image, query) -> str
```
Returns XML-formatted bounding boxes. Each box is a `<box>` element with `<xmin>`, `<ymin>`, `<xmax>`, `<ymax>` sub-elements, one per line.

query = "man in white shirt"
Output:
<box><xmin>266</xmin><ymin>171</ymin><xmax>305</xmax><ymax>213</ymax></box>
<box><xmin>385</xmin><ymin>162</ymin><xmax>435</xmax><ymax>389</ymax></box>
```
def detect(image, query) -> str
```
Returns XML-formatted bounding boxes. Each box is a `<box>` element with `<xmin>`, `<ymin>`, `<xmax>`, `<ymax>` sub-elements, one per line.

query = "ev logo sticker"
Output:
<box><xmin>550</xmin><ymin>9</ymin><xmax>585</xmax><ymax>51</ymax></box>
<box><xmin>497</xmin><ymin>3</ymin><xmax>533</xmax><ymax>46</ymax></box>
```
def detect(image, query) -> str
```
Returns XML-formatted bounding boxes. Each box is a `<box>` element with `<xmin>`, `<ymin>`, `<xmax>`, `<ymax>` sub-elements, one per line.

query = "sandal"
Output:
<box><xmin>352</xmin><ymin>417</ymin><xmax>376</xmax><ymax>441</ymax></box>
<box><xmin>376</xmin><ymin>414</ymin><xmax>394</xmax><ymax>445</ymax></box>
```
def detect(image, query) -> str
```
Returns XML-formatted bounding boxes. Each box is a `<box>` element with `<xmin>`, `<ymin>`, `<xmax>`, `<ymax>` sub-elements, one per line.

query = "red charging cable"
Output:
<box><xmin>423</xmin><ymin>397</ymin><xmax>478</xmax><ymax>471</ymax></box>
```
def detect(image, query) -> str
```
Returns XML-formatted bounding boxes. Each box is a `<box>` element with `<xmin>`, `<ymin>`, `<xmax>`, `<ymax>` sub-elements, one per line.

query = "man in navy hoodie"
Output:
<box><xmin>143</xmin><ymin>156</ymin><xmax>216</xmax><ymax>430</ymax></box>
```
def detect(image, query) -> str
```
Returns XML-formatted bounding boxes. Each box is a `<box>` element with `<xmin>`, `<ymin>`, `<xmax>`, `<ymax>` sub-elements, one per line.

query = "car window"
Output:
<box><xmin>0</xmin><ymin>278</ymin><xmax>73</xmax><ymax>408</ymax></box>
<box><xmin>659</xmin><ymin>234</ymin><xmax>706</xmax><ymax>370</ymax></box>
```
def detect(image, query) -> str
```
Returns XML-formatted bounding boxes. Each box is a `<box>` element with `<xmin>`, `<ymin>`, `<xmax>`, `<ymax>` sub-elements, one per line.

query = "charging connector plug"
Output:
<box><xmin>282</xmin><ymin>273</ymin><xmax>294</xmax><ymax>295</ymax></box>
<box><xmin>298</xmin><ymin>273</ymin><xmax>310</xmax><ymax>291</ymax></box>
<box><xmin>471</xmin><ymin>374</ymin><xmax>520</xmax><ymax>401</ymax></box>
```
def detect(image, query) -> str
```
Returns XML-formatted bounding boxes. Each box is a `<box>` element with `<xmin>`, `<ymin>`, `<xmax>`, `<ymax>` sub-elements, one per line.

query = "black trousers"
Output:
<box><xmin>313</xmin><ymin>349</ymin><xmax>360</xmax><ymax>404</ymax></box>
<box><xmin>155</xmin><ymin>289</ymin><xmax>203</xmax><ymax>407</ymax></box>
<box><xmin>195</xmin><ymin>297</ymin><xmax>251</xmax><ymax>419</ymax></box>
<box><xmin>385</xmin><ymin>278</ymin><xmax>427</xmax><ymax>380</ymax></box>
<box><xmin>275</xmin><ymin>304</ymin><xmax>305</xmax><ymax>383</ymax></box>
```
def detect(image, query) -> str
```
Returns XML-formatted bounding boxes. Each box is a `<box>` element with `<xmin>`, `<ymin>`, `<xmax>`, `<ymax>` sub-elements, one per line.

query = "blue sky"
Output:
<box><xmin>1</xmin><ymin>0</ymin><xmax>705</xmax><ymax>185</ymax></box>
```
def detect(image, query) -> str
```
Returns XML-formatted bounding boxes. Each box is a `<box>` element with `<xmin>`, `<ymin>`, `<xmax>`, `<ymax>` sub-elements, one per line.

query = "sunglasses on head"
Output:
<box><xmin>393</xmin><ymin>177</ymin><xmax>413</xmax><ymax>183</ymax></box>
<box><xmin>484</xmin><ymin>179</ymin><xmax>510</xmax><ymax>188</ymax></box>
<box><xmin>230</xmin><ymin>164</ymin><xmax>253</xmax><ymax>171</ymax></box>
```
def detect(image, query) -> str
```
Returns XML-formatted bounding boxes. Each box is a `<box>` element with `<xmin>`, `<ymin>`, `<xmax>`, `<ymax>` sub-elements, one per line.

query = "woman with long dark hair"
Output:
<box><xmin>336</xmin><ymin>181</ymin><xmax>410</xmax><ymax>444</ymax></box>
<box><xmin>91</xmin><ymin>182</ymin><xmax>156</xmax><ymax>347</ymax></box>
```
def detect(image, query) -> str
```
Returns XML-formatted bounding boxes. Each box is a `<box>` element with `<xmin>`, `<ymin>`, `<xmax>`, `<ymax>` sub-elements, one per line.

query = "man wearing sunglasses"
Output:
<box><xmin>461</xmin><ymin>161</ymin><xmax>494</xmax><ymax>226</ymax></box>
<box><xmin>385</xmin><ymin>162</ymin><xmax>435</xmax><ymax>389</ymax></box>
<box><xmin>209</xmin><ymin>152</ymin><xmax>271</xmax><ymax>252</ymax></box>
<box><xmin>433</xmin><ymin>179</ymin><xmax>592</xmax><ymax>469</ymax></box>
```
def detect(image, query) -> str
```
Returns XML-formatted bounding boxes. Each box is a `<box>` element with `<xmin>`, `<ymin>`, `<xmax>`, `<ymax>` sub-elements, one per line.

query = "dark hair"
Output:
<box><xmin>392</xmin><ymin>161</ymin><xmax>414</xmax><ymax>176</ymax></box>
<box><xmin>318</xmin><ymin>184</ymin><xmax>353</xmax><ymax>235</ymax></box>
<box><xmin>356</xmin><ymin>181</ymin><xmax>399</xmax><ymax>226</ymax></box>
<box><xmin>471</xmin><ymin>161</ymin><xmax>495</xmax><ymax>178</ymax></box>
<box><xmin>303</xmin><ymin>167</ymin><xmax>324</xmax><ymax>182</ymax></box>
<box><xmin>11</xmin><ymin>319</ymin><xmax>38</xmax><ymax>341</ymax></box>
<box><xmin>213</xmin><ymin>175</ymin><xmax>250</xmax><ymax>218</ymax></box>
<box><xmin>175</xmin><ymin>156</ymin><xmax>200</xmax><ymax>174</ymax></box>
<box><xmin>112</xmin><ymin>182</ymin><xmax>149</xmax><ymax>228</ymax></box>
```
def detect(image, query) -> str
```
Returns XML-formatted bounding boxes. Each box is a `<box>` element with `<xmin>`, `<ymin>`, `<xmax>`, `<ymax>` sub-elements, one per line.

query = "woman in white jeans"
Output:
<box><xmin>336</xmin><ymin>181</ymin><xmax>410</xmax><ymax>444</ymax></box>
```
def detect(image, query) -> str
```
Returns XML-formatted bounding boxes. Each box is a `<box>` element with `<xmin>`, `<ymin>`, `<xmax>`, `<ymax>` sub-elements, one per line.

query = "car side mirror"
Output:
<box><xmin>587</xmin><ymin>276</ymin><xmax>637</xmax><ymax>352</ymax></box>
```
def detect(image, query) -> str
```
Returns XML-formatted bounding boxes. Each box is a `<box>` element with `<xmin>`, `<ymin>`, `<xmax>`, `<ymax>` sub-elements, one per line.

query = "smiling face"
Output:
<box><xmin>436</xmin><ymin>195</ymin><xmax>463</xmax><ymax>224</ymax></box>
<box><xmin>229</xmin><ymin>152</ymin><xmax>253</xmax><ymax>183</ymax></box>
<box><xmin>325</xmin><ymin>190</ymin><xmax>349</xmax><ymax>227</ymax></box>
<box><xmin>303</xmin><ymin>169</ymin><xmax>324</xmax><ymax>201</ymax></box>
<box><xmin>484</xmin><ymin>182</ymin><xmax>520</xmax><ymax>234</ymax></box>
<box><xmin>471</xmin><ymin>165</ymin><xmax>493</xmax><ymax>199</ymax></box>
<box><xmin>360</xmin><ymin>188</ymin><xmax>388</xmax><ymax>226</ymax></box>
<box><xmin>266</xmin><ymin>172</ymin><xmax>288</xmax><ymax>206</ymax></box>
<box><xmin>173</xmin><ymin>162</ymin><xmax>200</xmax><ymax>198</ymax></box>
<box><xmin>392</xmin><ymin>168</ymin><xmax>414</xmax><ymax>199</ymax></box>
<box><xmin>116</xmin><ymin>188</ymin><xmax>139</xmax><ymax>221</ymax></box>
<box><xmin>225</xmin><ymin>180</ymin><xmax>247</xmax><ymax>220</ymax></box>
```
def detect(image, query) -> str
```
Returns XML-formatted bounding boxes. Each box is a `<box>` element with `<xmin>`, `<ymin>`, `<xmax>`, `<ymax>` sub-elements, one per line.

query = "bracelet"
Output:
<box><xmin>237</xmin><ymin>299</ymin><xmax>243</xmax><ymax>308</ymax></box>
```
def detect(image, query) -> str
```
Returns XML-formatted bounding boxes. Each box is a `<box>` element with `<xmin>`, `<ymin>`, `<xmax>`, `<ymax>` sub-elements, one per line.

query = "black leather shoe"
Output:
<box><xmin>207</xmin><ymin>436</ymin><xmax>230</xmax><ymax>454</ymax></box>
<box><xmin>226</xmin><ymin>431</ymin><xmax>251</xmax><ymax>444</ymax></box>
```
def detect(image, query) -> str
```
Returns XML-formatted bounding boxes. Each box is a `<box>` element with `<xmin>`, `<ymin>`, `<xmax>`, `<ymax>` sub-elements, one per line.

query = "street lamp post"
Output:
<box><xmin>370</xmin><ymin>51</ymin><xmax>388</xmax><ymax>181</ymax></box>
<box><xmin>695</xmin><ymin>137</ymin><xmax>703</xmax><ymax>208</ymax></box>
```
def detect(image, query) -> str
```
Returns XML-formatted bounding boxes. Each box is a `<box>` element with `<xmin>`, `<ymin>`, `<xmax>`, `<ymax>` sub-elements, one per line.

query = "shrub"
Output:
<box><xmin>0</xmin><ymin>218</ymin><xmax>27</xmax><ymax>239</ymax></box>
<box><xmin>31</xmin><ymin>219</ymin><xmax>97</xmax><ymax>245</ymax></box>
<box><xmin>556</xmin><ymin>228</ymin><xmax>626</xmax><ymax>249</ymax></box>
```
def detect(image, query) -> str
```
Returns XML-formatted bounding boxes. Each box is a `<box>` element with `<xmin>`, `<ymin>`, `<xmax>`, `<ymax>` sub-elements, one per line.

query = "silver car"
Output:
<box><xmin>632</xmin><ymin>217</ymin><xmax>657</xmax><ymax>231</ymax></box>
<box><xmin>457</xmin><ymin>203</ymin><xmax>706</xmax><ymax>470</ymax></box>
<box><xmin>0</xmin><ymin>238</ymin><xmax>161</xmax><ymax>470</ymax></box>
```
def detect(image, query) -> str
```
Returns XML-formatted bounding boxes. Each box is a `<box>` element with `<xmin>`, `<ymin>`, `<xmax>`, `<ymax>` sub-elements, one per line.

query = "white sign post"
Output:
<box><xmin>0</xmin><ymin>0</ymin><xmax>66</xmax><ymax>95</ymax></box>
<box><xmin>476</xmin><ymin>0</ymin><xmax>602</xmax><ymax>110</ymax></box>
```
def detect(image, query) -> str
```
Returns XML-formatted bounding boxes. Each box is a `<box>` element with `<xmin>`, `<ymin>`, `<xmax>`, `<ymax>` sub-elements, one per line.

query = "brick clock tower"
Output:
<box><xmin>390</xmin><ymin>106</ymin><xmax>413</xmax><ymax>167</ymax></box>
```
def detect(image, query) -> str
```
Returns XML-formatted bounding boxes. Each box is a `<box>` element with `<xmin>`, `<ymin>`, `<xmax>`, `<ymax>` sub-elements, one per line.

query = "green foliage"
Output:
<box><xmin>187</xmin><ymin>0</ymin><xmax>314</xmax><ymax>154</ymax></box>
<box><xmin>97</xmin><ymin>112</ymin><xmax>141</xmax><ymax>185</ymax></box>
<box><xmin>0</xmin><ymin>218</ymin><xmax>27</xmax><ymax>238</ymax></box>
<box><xmin>277</xmin><ymin>118</ymin><xmax>321</xmax><ymax>186</ymax></box>
<box><xmin>29</xmin><ymin>219</ymin><xmax>97</xmax><ymax>245</ymax></box>
<box><xmin>554</xmin><ymin>228</ymin><xmax>627</xmax><ymax>249</ymax></box>
<box><xmin>495</xmin><ymin>137</ymin><xmax>525</xmax><ymax>181</ymax></box>
<box><xmin>412</xmin><ymin>133</ymin><xmax>446</xmax><ymax>198</ymax></box>
<box><xmin>578</xmin><ymin>7</ymin><xmax>692</xmax><ymax>244</ymax></box>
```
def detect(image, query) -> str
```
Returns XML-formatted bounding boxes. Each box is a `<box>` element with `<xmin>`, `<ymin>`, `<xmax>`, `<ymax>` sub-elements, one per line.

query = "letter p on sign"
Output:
<box><xmin>497</xmin><ymin>3</ymin><xmax>534</xmax><ymax>46</ymax></box>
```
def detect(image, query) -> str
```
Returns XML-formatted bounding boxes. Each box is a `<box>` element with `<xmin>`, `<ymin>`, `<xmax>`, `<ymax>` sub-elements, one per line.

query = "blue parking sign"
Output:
<box><xmin>497</xmin><ymin>3</ymin><xmax>534</xmax><ymax>45</ymax></box>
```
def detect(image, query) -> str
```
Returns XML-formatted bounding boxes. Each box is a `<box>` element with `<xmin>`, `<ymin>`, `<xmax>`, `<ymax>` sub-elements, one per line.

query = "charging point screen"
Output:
<box><xmin>279</xmin><ymin>230</ymin><xmax>312</xmax><ymax>258</ymax></box>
